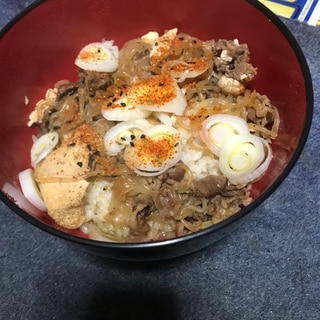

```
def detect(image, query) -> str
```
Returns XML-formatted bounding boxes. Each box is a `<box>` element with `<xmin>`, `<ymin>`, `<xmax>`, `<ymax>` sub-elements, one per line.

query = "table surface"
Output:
<box><xmin>1</xmin><ymin>1</ymin><xmax>319</xmax><ymax>319</ymax></box>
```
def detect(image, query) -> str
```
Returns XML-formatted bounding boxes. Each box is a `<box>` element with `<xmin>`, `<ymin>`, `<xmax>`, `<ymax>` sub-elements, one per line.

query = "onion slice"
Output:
<box><xmin>74</xmin><ymin>40</ymin><xmax>119</xmax><ymax>72</ymax></box>
<box><xmin>161</xmin><ymin>58</ymin><xmax>210</xmax><ymax>83</ymax></box>
<box><xmin>18</xmin><ymin>168</ymin><xmax>47</xmax><ymax>211</ymax></box>
<box><xmin>31</xmin><ymin>132</ymin><xmax>59</xmax><ymax>167</ymax></box>
<box><xmin>219</xmin><ymin>133</ymin><xmax>272</xmax><ymax>185</ymax></box>
<box><xmin>236</xmin><ymin>139</ymin><xmax>273</xmax><ymax>185</ymax></box>
<box><xmin>103</xmin><ymin>119</ymin><xmax>151</xmax><ymax>156</ymax></box>
<box><xmin>199</xmin><ymin>114</ymin><xmax>250</xmax><ymax>156</ymax></box>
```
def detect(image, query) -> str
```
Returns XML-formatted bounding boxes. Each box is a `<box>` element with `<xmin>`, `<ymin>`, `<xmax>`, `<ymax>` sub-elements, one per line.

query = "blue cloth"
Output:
<box><xmin>0</xmin><ymin>1</ymin><xmax>319</xmax><ymax>319</ymax></box>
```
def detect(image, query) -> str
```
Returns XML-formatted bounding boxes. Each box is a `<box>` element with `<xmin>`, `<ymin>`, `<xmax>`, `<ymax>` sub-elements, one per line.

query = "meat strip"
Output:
<box><xmin>193</xmin><ymin>175</ymin><xmax>228</xmax><ymax>198</ymax></box>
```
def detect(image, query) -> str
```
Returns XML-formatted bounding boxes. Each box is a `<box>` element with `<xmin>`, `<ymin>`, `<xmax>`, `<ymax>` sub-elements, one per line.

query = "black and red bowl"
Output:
<box><xmin>0</xmin><ymin>0</ymin><xmax>313</xmax><ymax>261</ymax></box>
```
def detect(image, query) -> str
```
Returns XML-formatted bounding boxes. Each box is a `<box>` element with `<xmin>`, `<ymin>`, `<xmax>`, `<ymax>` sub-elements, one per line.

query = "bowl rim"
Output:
<box><xmin>0</xmin><ymin>0</ymin><xmax>314</xmax><ymax>250</ymax></box>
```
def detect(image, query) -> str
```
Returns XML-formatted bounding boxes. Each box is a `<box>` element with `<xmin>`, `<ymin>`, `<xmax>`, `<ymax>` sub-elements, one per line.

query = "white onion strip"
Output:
<box><xmin>18</xmin><ymin>168</ymin><xmax>47</xmax><ymax>211</ymax></box>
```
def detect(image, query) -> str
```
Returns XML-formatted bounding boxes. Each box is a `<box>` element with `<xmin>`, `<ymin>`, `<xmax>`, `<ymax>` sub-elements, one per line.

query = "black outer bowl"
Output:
<box><xmin>0</xmin><ymin>0</ymin><xmax>313</xmax><ymax>261</ymax></box>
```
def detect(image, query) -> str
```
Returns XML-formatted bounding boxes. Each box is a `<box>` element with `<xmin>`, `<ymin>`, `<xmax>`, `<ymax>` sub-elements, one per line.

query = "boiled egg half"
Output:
<box><xmin>123</xmin><ymin>124</ymin><xmax>182</xmax><ymax>176</ymax></box>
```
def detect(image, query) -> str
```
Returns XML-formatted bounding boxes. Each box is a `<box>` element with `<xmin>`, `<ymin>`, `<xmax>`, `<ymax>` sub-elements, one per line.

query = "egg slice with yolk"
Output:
<box><xmin>123</xmin><ymin>124</ymin><xmax>182</xmax><ymax>176</ymax></box>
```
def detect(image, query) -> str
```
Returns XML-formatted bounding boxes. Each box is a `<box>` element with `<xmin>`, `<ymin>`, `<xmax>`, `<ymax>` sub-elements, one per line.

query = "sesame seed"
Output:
<box><xmin>120</xmin><ymin>102</ymin><xmax>126</xmax><ymax>107</ymax></box>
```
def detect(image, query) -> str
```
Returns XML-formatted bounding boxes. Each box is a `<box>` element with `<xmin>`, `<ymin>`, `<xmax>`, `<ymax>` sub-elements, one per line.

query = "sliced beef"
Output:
<box><xmin>39</xmin><ymin>70</ymin><xmax>114</xmax><ymax>135</ymax></box>
<box><xmin>212</xmin><ymin>39</ymin><xmax>257</xmax><ymax>85</ymax></box>
<box><xmin>56</xmin><ymin>81</ymin><xmax>80</xmax><ymax>101</ymax></box>
<box><xmin>78</xmin><ymin>69</ymin><xmax>113</xmax><ymax>95</ymax></box>
<box><xmin>167</xmin><ymin>166</ymin><xmax>186</xmax><ymax>181</ymax></box>
<box><xmin>155</xmin><ymin>184</ymin><xmax>182</xmax><ymax>217</ymax></box>
<box><xmin>133</xmin><ymin>194</ymin><xmax>154</xmax><ymax>220</ymax></box>
<box><xmin>193</xmin><ymin>175</ymin><xmax>228</xmax><ymax>198</ymax></box>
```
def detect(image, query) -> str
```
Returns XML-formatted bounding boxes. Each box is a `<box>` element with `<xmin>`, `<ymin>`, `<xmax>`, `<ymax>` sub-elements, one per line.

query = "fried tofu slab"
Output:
<box><xmin>38</xmin><ymin>180</ymin><xmax>89</xmax><ymax>229</ymax></box>
<box><xmin>34</xmin><ymin>124</ymin><xmax>102</xmax><ymax>229</ymax></box>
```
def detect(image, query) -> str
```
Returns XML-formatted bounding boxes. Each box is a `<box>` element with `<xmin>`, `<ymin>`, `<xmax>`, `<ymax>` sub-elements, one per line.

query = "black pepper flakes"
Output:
<box><xmin>120</xmin><ymin>102</ymin><xmax>127</xmax><ymax>107</ymax></box>
<box><xmin>130</xmin><ymin>141</ymin><xmax>135</xmax><ymax>147</ymax></box>
<box><xmin>77</xmin><ymin>161</ymin><xmax>83</xmax><ymax>167</ymax></box>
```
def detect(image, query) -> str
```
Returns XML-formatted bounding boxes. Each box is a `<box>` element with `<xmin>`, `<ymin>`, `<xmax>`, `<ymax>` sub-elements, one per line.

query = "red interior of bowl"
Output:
<box><xmin>0</xmin><ymin>0</ymin><xmax>310</xmax><ymax>234</ymax></box>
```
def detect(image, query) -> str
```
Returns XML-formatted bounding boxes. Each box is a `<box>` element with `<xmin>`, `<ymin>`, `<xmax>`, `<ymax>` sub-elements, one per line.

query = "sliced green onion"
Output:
<box><xmin>200</xmin><ymin>114</ymin><xmax>250</xmax><ymax>156</ymax></box>
<box><xmin>31</xmin><ymin>132</ymin><xmax>59</xmax><ymax>167</ymax></box>
<box><xmin>103</xmin><ymin>119</ymin><xmax>151</xmax><ymax>156</ymax></box>
<box><xmin>219</xmin><ymin>133</ymin><xmax>272</xmax><ymax>185</ymax></box>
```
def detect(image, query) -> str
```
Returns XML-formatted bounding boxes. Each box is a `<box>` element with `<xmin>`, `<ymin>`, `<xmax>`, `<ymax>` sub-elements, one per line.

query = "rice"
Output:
<box><xmin>83</xmin><ymin>120</ymin><xmax>220</xmax><ymax>232</ymax></box>
<box><xmin>83</xmin><ymin>143</ymin><xmax>220</xmax><ymax>239</ymax></box>
<box><xmin>179</xmin><ymin>127</ymin><xmax>220</xmax><ymax>179</ymax></box>
<box><xmin>84</xmin><ymin>179</ymin><xmax>113</xmax><ymax>221</ymax></box>
<box><xmin>181</xmin><ymin>144</ymin><xmax>220</xmax><ymax>179</ymax></box>
<box><xmin>84</xmin><ymin>179</ymin><xmax>132</xmax><ymax>240</ymax></box>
